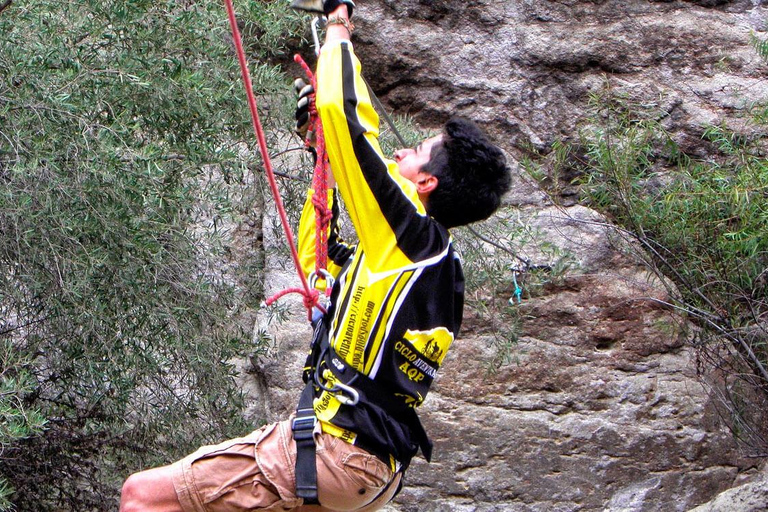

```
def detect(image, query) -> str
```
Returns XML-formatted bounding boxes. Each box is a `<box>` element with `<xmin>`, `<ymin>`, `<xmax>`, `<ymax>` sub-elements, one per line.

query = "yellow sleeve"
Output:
<box><xmin>316</xmin><ymin>41</ymin><xmax>443</xmax><ymax>272</ymax></box>
<box><xmin>298</xmin><ymin>188</ymin><xmax>346</xmax><ymax>289</ymax></box>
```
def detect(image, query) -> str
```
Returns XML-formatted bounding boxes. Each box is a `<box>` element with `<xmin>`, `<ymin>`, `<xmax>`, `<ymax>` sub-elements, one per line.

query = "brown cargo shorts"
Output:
<box><xmin>171</xmin><ymin>418</ymin><xmax>402</xmax><ymax>512</ymax></box>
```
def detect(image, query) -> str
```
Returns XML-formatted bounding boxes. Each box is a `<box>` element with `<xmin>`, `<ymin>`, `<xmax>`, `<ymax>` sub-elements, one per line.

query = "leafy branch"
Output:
<box><xmin>559</xmin><ymin>81</ymin><xmax>768</xmax><ymax>455</ymax></box>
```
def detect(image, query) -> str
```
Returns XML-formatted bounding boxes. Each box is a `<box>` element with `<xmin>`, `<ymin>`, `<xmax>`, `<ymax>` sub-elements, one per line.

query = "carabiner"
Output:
<box><xmin>309</xmin><ymin>269</ymin><xmax>335</xmax><ymax>290</ymax></box>
<box><xmin>311</xmin><ymin>16</ymin><xmax>322</xmax><ymax>56</ymax></box>
<box><xmin>331</xmin><ymin>381</ymin><xmax>360</xmax><ymax>406</ymax></box>
<box><xmin>313</xmin><ymin>351</ymin><xmax>360</xmax><ymax>407</ymax></box>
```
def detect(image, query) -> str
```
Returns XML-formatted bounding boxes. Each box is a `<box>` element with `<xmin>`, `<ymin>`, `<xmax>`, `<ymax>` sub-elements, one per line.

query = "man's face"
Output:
<box><xmin>394</xmin><ymin>135</ymin><xmax>442</xmax><ymax>185</ymax></box>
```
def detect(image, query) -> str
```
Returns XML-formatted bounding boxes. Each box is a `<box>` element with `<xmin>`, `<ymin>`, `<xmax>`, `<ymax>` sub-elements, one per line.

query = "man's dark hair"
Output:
<box><xmin>422</xmin><ymin>117</ymin><xmax>511</xmax><ymax>228</ymax></box>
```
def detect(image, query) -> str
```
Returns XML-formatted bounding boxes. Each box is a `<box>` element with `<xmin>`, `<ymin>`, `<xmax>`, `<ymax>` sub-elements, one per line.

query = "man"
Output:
<box><xmin>119</xmin><ymin>1</ymin><xmax>510</xmax><ymax>510</ymax></box>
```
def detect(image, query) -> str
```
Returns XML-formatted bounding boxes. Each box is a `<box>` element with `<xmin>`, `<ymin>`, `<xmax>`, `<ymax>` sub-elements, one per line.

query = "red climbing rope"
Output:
<box><xmin>294</xmin><ymin>54</ymin><xmax>332</xmax><ymax>282</ymax></box>
<box><xmin>222</xmin><ymin>0</ymin><xmax>324</xmax><ymax>320</ymax></box>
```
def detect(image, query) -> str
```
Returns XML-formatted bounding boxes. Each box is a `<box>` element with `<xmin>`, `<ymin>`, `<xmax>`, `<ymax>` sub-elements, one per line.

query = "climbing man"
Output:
<box><xmin>119</xmin><ymin>0</ymin><xmax>511</xmax><ymax>510</ymax></box>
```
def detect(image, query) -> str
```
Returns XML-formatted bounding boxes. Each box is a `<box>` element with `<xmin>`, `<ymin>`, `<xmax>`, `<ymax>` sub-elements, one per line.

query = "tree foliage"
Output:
<box><xmin>532</xmin><ymin>78</ymin><xmax>768</xmax><ymax>456</ymax></box>
<box><xmin>0</xmin><ymin>0</ymin><xmax>303</xmax><ymax>509</ymax></box>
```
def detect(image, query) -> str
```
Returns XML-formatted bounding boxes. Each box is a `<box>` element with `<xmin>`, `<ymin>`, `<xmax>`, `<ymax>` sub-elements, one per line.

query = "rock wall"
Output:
<box><xmin>353</xmin><ymin>0</ymin><xmax>768</xmax><ymax>159</ymax></box>
<box><xmin>248</xmin><ymin>206</ymin><xmax>756</xmax><ymax>511</ymax></box>
<box><xmin>689</xmin><ymin>463</ymin><xmax>768</xmax><ymax>511</ymax></box>
<box><xmin>244</xmin><ymin>1</ymin><xmax>768</xmax><ymax>511</ymax></box>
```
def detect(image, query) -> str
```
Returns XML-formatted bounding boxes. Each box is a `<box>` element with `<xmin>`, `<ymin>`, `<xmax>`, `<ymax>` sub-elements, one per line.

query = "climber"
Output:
<box><xmin>118</xmin><ymin>1</ymin><xmax>510</xmax><ymax>510</ymax></box>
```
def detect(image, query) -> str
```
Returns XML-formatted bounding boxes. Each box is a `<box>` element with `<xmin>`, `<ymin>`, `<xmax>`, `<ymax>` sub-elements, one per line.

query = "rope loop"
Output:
<box><xmin>265</xmin><ymin>287</ymin><xmax>324</xmax><ymax>322</ymax></box>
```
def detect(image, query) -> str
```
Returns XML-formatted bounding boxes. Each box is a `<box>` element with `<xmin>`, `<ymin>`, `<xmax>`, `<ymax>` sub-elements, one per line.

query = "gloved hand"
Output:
<box><xmin>294</xmin><ymin>78</ymin><xmax>315</xmax><ymax>139</ymax></box>
<box><xmin>290</xmin><ymin>0</ymin><xmax>355</xmax><ymax>17</ymax></box>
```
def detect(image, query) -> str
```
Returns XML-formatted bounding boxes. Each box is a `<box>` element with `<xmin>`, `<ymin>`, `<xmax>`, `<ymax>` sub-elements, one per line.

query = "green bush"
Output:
<box><xmin>0</xmin><ymin>0</ymin><xmax>303</xmax><ymax>509</ymax></box>
<box><xmin>0</xmin><ymin>346</ymin><xmax>46</xmax><ymax>511</ymax></box>
<box><xmin>564</xmin><ymin>81</ymin><xmax>768</xmax><ymax>456</ymax></box>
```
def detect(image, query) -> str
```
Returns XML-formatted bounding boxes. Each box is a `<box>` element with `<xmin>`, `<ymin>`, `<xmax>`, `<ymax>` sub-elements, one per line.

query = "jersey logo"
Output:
<box><xmin>402</xmin><ymin>327</ymin><xmax>454</xmax><ymax>365</ymax></box>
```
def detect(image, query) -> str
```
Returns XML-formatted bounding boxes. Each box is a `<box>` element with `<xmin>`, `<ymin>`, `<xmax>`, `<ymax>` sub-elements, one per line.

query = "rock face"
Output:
<box><xmin>688</xmin><ymin>464</ymin><xmax>768</xmax><ymax>511</ymax></box>
<box><xmin>250</xmin><ymin>201</ymin><xmax>755</xmax><ymax>511</ymax></box>
<box><xmin>244</xmin><ymin>1</ymin><xmax>767</xmax><ymax>511</ymax></box>
<box><xmin>353</xmin><ymin>0</ymin><xmax>768</xmax><ymax>160</ymax></box>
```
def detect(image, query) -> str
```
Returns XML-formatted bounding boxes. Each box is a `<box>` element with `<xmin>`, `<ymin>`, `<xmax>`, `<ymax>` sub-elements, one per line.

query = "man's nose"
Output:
<box><xmin>394</xmin><ymin>148</ymin><xmax>413</xmax><ymax>162</ymax></box>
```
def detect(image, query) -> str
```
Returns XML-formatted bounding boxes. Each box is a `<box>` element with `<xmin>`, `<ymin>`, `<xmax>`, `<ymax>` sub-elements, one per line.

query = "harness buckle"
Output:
<box><xmin>292</xmin><ymin>408</ymin><xmax>317</xmax><ymax>441</ymax></box>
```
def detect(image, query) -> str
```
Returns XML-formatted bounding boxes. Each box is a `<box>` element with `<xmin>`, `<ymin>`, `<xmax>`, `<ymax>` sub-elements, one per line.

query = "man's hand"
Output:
<box><xmin>294</xmin><ymin>78</ymin><xmax>315</xmax><ymax>140</ymax></box>
<box><xmin>290</xmin><ymin>0</ymin><xmax>355</xmax><ymax>17</ymax></box>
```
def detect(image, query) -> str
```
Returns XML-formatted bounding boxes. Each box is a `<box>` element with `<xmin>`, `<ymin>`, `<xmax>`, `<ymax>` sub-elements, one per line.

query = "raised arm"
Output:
<box><xmin>315</xmin><ymin>8</ymin><xmax>449</xmax><ymax>273</ymax></box>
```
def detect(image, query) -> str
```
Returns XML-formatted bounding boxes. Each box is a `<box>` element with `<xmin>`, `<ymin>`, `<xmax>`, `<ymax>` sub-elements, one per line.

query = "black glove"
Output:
<box><xmin>290</xmin><ymin>0</ymin><xmax>355</xmax><ymax>18</ymax></box>
<box><xmin>294</xmin><ymin>78</ymin><xmax>315</xmax><ymax>139</ymax></box>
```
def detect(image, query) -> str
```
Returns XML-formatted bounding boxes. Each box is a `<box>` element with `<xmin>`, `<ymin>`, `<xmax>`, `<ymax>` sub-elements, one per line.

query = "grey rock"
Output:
<box><xmin>687</xmin><ymin>464</ymin><xmax>768</xmax><ymax>512</ymax></box>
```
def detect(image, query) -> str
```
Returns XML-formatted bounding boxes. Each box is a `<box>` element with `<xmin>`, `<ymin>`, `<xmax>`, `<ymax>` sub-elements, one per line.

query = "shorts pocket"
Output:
<box><xmin>316</xmin><ymin>435</ymin><xmax>393</xmax><ymax>510</ymax></box>
<box><xmin>341</xmin><ymin>451</ymin><xmax>390</xmax><ymax>489</ymax></box>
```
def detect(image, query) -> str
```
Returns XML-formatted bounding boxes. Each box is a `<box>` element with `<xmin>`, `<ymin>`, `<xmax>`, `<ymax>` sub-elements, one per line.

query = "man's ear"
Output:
<box><xmin>416</xmin><ymin>173</ymin><xmax>438</xmax><ymax>195</ymax></box>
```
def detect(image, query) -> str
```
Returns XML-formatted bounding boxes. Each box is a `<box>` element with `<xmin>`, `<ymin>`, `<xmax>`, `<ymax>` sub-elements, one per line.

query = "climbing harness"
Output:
<box><xmin>288</xmin><ymin>28</ymin><xmax>413</xmax><ymax>503</ymax></box>
<box><xmin>221</xmin><ymin>1</ymin><xmax>332</xmax><ymax>503</ymax></box>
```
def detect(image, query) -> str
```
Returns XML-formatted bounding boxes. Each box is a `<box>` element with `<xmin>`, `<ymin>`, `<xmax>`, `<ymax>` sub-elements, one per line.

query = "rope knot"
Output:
<box><xmin>303</xmin><ymin>288</ymin><xmax>320</xmax><ymax>311</ymax></box>
<box><xmin>264</xmin><ymin>287</ymin><xmax>324</xmax><ymax>322</ymax></box>
<box><xmin>311</xmin><ymin>190</ymin><xmax>333</xmax><ymax>226</ymax></box>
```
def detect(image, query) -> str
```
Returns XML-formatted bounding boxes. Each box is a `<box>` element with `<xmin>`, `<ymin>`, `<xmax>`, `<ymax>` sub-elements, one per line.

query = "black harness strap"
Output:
<box><xmin>293</xmin><ymin>382</ymin><xmax>319</xmax><ymax>504</ymax></box>
<box><xmin>292</xmin><ymin>315</ymin><xmax>418</xmax><ymax>506</ymax></box>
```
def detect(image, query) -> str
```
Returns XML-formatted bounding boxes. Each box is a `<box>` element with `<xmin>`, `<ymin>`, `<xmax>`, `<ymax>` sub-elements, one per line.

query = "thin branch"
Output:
<box><xmin>465</xmin><ymin>225</ymin><xmax>530</xmax><ymax>267</ymax></box>
<box><xmin>0</xmin><ymin>0</ymin><xmax>12</xmax><ymax>15</ymax></box>
<box><xmin>273</xmin><ymin>169</ymin><xmax>309</xmax><ymax>183</ymax></box>
<box><xmin>0</xmin><ymin>314</ymin><xmax>51</xmax><ymax>337</ymax></box>
<box><xmin>553</xmin><ymin>213</ymin><xmax>725</xmax><ymax>322</ymax></box>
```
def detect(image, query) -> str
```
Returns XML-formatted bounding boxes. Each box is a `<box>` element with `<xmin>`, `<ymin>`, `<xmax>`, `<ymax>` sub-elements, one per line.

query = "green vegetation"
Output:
<box><xmin>0</xmin><ymin>0</ymin><xmax>303</xmax><ymax>509</ymax></box>
<box><xmin>529</xmin><ymin>75</ymin><xmax>768</xmax><ymax>455</ymax></box>
<box><xmin>455</xmin><ymin>217</ymin><xmax>574</xmax><ymax>373</ymax></box>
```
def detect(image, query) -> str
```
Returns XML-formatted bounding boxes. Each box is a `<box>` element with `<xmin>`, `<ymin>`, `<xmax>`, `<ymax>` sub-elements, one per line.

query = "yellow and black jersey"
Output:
<box><xmin>298</xmin><ymin>40</ymin><xmax>464</xmax><ymax>468</ymax></box>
